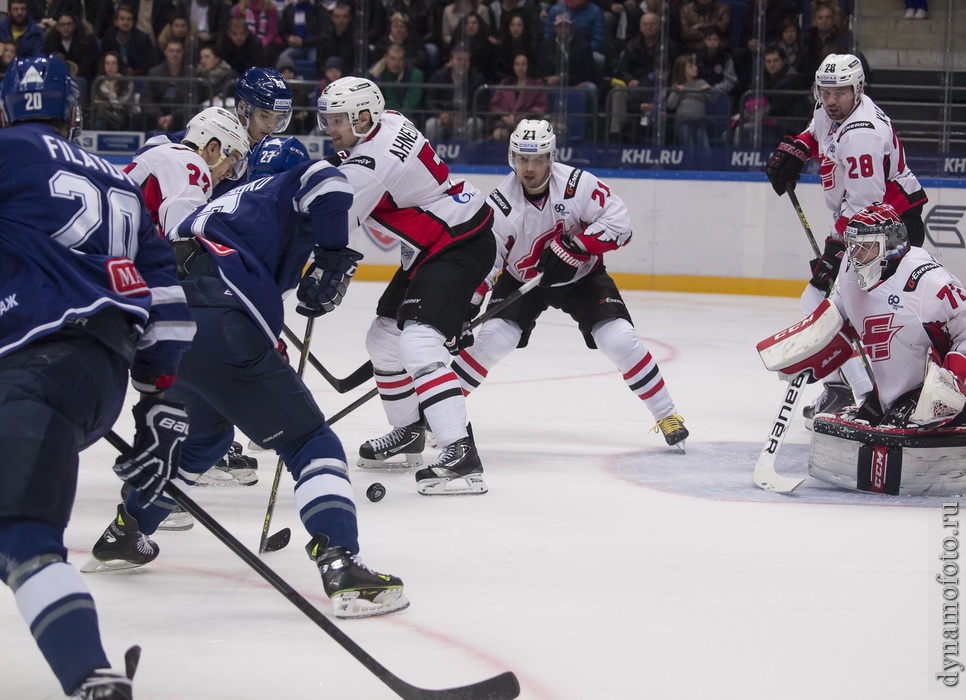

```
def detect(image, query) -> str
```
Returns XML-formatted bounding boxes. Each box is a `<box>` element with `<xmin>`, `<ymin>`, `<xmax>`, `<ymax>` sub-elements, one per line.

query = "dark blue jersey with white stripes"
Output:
<box><xmin>177</xmin><ymin>160</ymin><xmax>353</xmax><ymax>342</ymax></box>
<box><xmin>0</xmin><ymin>123</ymin><xmax>194</xmax><ymax>387</ymax></box>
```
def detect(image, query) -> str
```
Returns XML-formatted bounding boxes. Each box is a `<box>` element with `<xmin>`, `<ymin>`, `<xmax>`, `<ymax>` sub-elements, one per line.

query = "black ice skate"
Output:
<box><xmin>81</xmin><ymin>505</ymin><xmax>159</xmax><ymax>573</ymax></box>
<box><xmin>305</xmin><ymin>534</ymin><xmax>409</xmax><ymax>619</ymax></box>
<box><xmin>415</xmin><ymin>437</ymin><xmax>488</xmax><ymax>495</ymax></box>
<box><xmin>195</xmin><ymin>441</ymin><xmax>258</xmax><ymax>486</ymax></box>
<box><xmin>71</xmin><ymin>645</ymin><xmax>140</xmax><ymax>699</ymax></box>
<box><xmin>121</xmin><ymin>482</ymin><xmax>192</xmax><ymax>531</ymax></box>
<box><xmin>653</xmin><ymin>413</ymin><xmax>688</xmax><ymax>451</ymax></box>
<box><xmin>803</xmin><ymin>382</ymin><xmax>853</xmax><ymax>429</ymax></box>
<box><xmin>357</xmin><ymin>422</ymin><xmax>426</xmax><ymax>468</ymax></box>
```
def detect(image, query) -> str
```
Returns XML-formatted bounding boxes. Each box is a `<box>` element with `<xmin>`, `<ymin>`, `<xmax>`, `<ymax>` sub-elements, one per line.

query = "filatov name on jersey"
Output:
<box><xmin>389</xmin><ymin>120</ymin><xmax>420</xmax><ymax>163</ymax></box>
<box><xmin>41</xmin><ymin>134</ymin><xmax>127</xmax><ymax>181</ymax></box>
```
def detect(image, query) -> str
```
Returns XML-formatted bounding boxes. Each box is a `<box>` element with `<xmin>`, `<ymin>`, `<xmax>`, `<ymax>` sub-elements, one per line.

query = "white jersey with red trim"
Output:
<box><xmin>486</xmin><ymin>162</ymin><xmax>632</xmax><ymax>285</ymax></box>
<box><xmin>339</xmin><ymin>110</ymin><xmax>491</xmax><ymax>270</ymax></box>
<box><xmin>123</xmin><ymin>141</ymin><xmax>214</xmax><ymax>239</ymax></box>
<box><xmin>800</xmin><ymin>95</ymin><xmax>926</xmax><ymax>236</ymax></box>
<box><xmin>830</xmin><ymin>247</ymin><xmax>966</xmax><ymax>410</ymax></box>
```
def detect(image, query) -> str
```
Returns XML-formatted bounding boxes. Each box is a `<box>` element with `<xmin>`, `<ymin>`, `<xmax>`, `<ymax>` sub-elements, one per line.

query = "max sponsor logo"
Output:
<box><xmin>106</xmin><ymin>259</ymin><xmax>149</xmax><ymax>296</ymax></box>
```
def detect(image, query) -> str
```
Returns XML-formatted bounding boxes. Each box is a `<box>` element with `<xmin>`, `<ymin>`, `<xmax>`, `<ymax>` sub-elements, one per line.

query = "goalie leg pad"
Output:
<box><xmin>810</xmin><ymin>415</ymin><xmax>966</xmax><ymax>496</ymax></box>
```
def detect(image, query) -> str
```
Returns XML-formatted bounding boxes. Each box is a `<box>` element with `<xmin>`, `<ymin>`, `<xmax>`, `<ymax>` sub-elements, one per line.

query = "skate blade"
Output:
<box><xmin>193</xmin><ymin>468</ymin><xmax>257</xmax><ymax>486</ymax></box>
<box><xmin>331</xmin><ymin>589</ymin><xmax>410</xmax><ymax>619</ymax></box>
<box><xmin>673</xmin><ymin>439</ymin><xmax>686</xmax><ymax>454</ymax></box>
<box><xmin>157</xmin><ymin>514</ymin><xmax>195</xmax><ymax>531</ymax></box>
<box><xmin>356</xmin><ymin>454</ymin><xmax>423</xmax><ymax>470</ymax></box>
<box><xmin>417</xmin><ymin>474</ymin><xmax>488</xmax><ymax>496</ymax></box>
<box><xmin>247</xmin><ymin>439</ymin><xmax>267</xmax><ymax>452</ymax></box>
<box><xmin>80</xmin><ymin>556</ymin><xmax>150</xmax><ymax>573</ymax></box>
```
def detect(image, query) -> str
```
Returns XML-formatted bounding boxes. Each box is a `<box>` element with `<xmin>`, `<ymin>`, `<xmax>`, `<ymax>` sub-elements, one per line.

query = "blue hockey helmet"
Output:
<box><xmin>249</xmin><ymin>136</ymin><xmax>311</xmax><ymax>179</ymax></box>
<box><xmin>235</xmin><ymin>67</ymin><xmax>293</xmax><ymax>137</ymax></box>
<box><xmin>1</xmin><ymin>55</ymin><xmax>81</xmax><ymax>139</ymax></box>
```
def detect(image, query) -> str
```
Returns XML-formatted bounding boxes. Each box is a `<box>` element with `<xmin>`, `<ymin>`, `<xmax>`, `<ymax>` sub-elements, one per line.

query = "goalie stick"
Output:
<box><xmin>102</xmin><ymin>431</ymin><xmax>521</xmax><ymax>700</ymax></box>
<box><xmin>282</xmin><ymin>324</ymin><xmax>373</xmax><ymax>393</ymax></box>
<box><xmin>753</xmin><ymin>370</ymin><xmax>809</xmax><ymax>493</ymax></box>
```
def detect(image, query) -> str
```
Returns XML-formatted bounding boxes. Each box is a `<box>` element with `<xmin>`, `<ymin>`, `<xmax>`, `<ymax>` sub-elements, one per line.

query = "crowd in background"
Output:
<box><xmin>0</xmin><ymin>0</ymin><xmax>863</xmax><ymax>146</ymax></box>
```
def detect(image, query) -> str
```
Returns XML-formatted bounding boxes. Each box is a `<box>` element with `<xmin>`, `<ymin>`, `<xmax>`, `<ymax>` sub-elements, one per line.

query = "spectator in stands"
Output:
<box><xmin>0</xmin><ymin>39</ymin><xmax>18</xmax><ymax>77</ymax></box>
<box><xmin>367</xmin><ymin>42</ymin><xmax>425</xmax><ymax>117</ymax></box>
<box><xmin>537</xmin><ymin>11</ymin><xmax>597</xmax><ymax>88</ymax></box>
<box><xmin>776</xmin><ymin>17</ymin><xmax>810</xmax><ymax>76</ymax></box>
<box><xmin>493</xmin><ymin>9</ymin><xmax>538</xmax><ymax>81</ymax></box>
<box><xmin>666</xmin><ymin>53</ymin><xmax>713</xmax><ymax>151</ymax></box>
<box><xmin>679</xmin><ymin>0</ymin><xmax>731</xmax><ymax>52</ymax></box>
<box><xmin>905</xmin><ymin>0</ymin><xmax>928</xmax><ymax>20</ymax></box>
<box><xmin>92</xmin><ymin>50</ymin><xmax>139</xmax><ymax>129</ymax></box>
<box><xmin>83</xmin><ymin>0</ymin><xmax>114</xmax><ymax>39</ymax></box>
<box><xmin>385</xmin><ymin>0</ymin><xmax>439</xmax><ymax>72</ymax></box>
<box><xmin>189</xmin><ymin>0</ymin><xmax>231</xmax><ymax>45</ymax></box>
<box><xmin>489</xmin><ymin>50</ymin><xmax>548</xmax><ymax>140</ymax></box>
<box><xmin>197</xmin><ymin>41</ymin><xmax>236</xmax><ymax>103</ymax></box>
<box><xmin>44</xmin><ymin>12</ymin><xmax>99</xmax><ymax>90</ymax></box>
<box><xmin>424</xmin><ymin>44</ymin><xmax>485</xmax><ymax>141</ymax></box>
<box><xmin>640</xmin><ymin>0</ymin><xmax>684</xmax><ymax>45</ymax></box>
<box><xmin>441</xmin><ymin>0</ymin><xmax>492</xmax><ymax>49</ymax></box>
<box><xmin>0</xmin><ymin>1</ymin><xmax>45</xmax><ymax>58</ymax></box>
<box><xmin>102</xmin><ymin>5</ymin><xmax>158</xmax><ymax>76</ymax></box>
<box><xmin>278</xmin><ymin>0</ymin><xmax>327</xmax><ymax>68</ymax></box>
<box><xmin>543</xmin><ymin>0</ymin><xmax>605</xmax><ymax>75</ymax></box>
<box><xmin>374</xmin><ymin>11</ymin><xmax>427</xmax><ymax>72</ymax></box>
<box><xmin>760</xmin><ymin>43</ymin><xmax>809</xmax><ymax>136</ymax></box>
<box><xmin>317</xmin><ymin>55</ymin><xmax>343</xmax><ymax>91</ymax></box>
<box><xmin>804</xmin><ymin>2</ymin><xmax>851</xmax><ymax>75</ymax></box>
<box><xmin>600</xmin><ymin>2</ymin><xmax>643</xmax><ymax>75</ymax></box>
<box><xmin>734</xmin><ymin>0</ymin><xmax>796</xmax><ymax>94</ymax></box>
<box><xmin>151</xmin><ymin>0</ymin><xmax>190</xmax><ymax>41</ymax></box>
<box><xmin>157</xmin><ymin>12</ymin><xmax>196</xmax><ymax>60</ymax></box>
<box><xmin>450</xmin><ymin>12</ymin><xmax>499</xmax><ymax>83</ymax></box>
<box><xmin>219</xmin><ymin>16</ymin><xmax>265</xmax><ymax>75</ymax></box>
<box><xmin>694</xmin><ymin>26</ymin><xmax>736</xmax><ymax>97</ymax></box>
<box><xmin>233</xmin><ymin>0</ymin><xmax>282</xmax><ymax>64</ymax></box>
<box><xmin>146</xmin><ymin>36</ymin><xmax>190</xmax><ymax>132</ymax></box>
<box><xmin>315</xmin><ymin>2</ymin><xmax>355</xmax><ymax>77</ymax></box>
<box><xmin>489</xmin><ymin>0</ymin><xmax>542</xmax><ymax>49</ymax></box>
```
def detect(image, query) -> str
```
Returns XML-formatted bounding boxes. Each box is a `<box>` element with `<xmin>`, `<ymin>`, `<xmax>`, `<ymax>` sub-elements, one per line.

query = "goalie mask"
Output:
<box><xmin>509</xmin><ymin>119</ymin><xmax>555</xmax><ymax>192</ymax></box>
<box><xmin>814</xmin><ymin>53</ymin><xmax>864</xmax><ymax>122</ymax></box>
<box><xmin>844</xmin><ymin>203</ymin><xmax>909</xmax><ymax>290</ymax></box>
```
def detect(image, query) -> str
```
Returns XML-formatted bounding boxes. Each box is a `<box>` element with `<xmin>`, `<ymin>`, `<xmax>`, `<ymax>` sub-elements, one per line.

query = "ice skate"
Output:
<box><xmin>194</xmin><ymin>443</ymin><xmax>258</xmax><ymax>486</ymax></box>
<box><xmin>803</xmin><ymin>382</ymin><xmax>853</xmax><ymax>429</ymax></box>
<box><xmin>71</xmin><ymin>645</ymin><xmax>140</xmax><ymax>699</ymax></box>
<box><xmin>357</xmin><ymin>422</ymin><xmax>426</xmax><ymax>468</ymax></box>
<box><xmin>653</xmin><ymin>413</ymin><xmax>688</xmax><ymax>451</ymax></box>
<box><xmin>306</xmin><ymin>535</ymin><xmax>409</xmax><ymax>619</ymax></box>
<box><xmin>81</xmin><ymin>505</ymin><xmax>159</xmax><ymax>573</ymax></box>
<box><xmin>415</xmin><ymin>437</ymin><xmax>488</xmax><ymax>495</ymax></box>
<box><xmin>156</xmin><ymin>504</ymin><xmax>194</xmax><ymax>531</ymax></box>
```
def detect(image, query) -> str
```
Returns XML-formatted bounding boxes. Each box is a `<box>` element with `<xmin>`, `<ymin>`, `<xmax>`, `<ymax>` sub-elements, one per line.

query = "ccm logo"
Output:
<box><xmin>159</xmin><ymin>417</ymin><xmax>189</xmax><ymax>434</ymax></box>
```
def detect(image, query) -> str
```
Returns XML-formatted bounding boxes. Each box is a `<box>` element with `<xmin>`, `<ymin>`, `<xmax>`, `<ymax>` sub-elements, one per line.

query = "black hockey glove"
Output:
<box><xmin>536</xmin><ymin>235</ymin><xmax>591</xmax><ymax>287</ymax></box>
<box><xmin>297</xmin><ymin>247</ymin><xmax>363</xmax><ymax>317</ymax></box>
<box><xmin>445</xmin><ymin>300</ymin><xmax>482</xmax><ymax>356</ymax></box>
<box><xmin>765</xmin><ymin>135</ymin><xmax>810</xmax><ymax>196</ymax></box>
<box><xmin>809</xmin><ymin>237</ymin><xmax>847</xmax><ymax>294</ymax></box>
<box><xmin>114</xmin><ymin>397</ymin><xmax>188</xmax><ymax>507</ymax></box>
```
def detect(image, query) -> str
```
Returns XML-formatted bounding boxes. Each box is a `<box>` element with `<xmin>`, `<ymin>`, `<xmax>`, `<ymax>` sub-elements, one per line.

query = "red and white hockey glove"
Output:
<box><xmin>536</xmin><ymin>235</ymin><xmax>591</xmax><ymax>287</ymax></box>
<box><xmin>910</xmin><ymin>350</ymin><xmax>966</xmax><ymax>427</ymax></box>
<box><xmin>765</xmin><ymin>135</ymin><xmax>811</xmax><ymax>196</ymax></box>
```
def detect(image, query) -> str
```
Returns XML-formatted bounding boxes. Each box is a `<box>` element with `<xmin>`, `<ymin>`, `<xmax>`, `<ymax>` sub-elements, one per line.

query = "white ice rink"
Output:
<box><xmin>1</xmin><ymin>282</ymin><xmax>950</xmax><ymax>699</ymax></box>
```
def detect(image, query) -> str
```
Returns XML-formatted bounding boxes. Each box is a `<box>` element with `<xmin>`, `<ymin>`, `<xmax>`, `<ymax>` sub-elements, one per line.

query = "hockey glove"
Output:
<box><xmin>445</xmin><ymin>299</ymin><xmax>483</xmax><ymax>356</ymax></box>
<box><xmin>113</xmin><ymin>397</ymin><xmax>189</xmax><ymax>507</ymax></box>
<box><xmin>765</xmin><ymin>135</ymin><xmax>810</xmax><ymax>196</ymax></box>
<box><xmin>536</xmin><ymin>235</ymin><xmax>591</xmax><ymax>287</ymax></box>
<box><xmin>297</xmin><ymin>247</ymin><xmax>364</xmax><ymax>317</ymax></box>
<box><xmin>809</xmin><ymin>237</ymin><xmax>847</xmax><ymax>294</ymax></box>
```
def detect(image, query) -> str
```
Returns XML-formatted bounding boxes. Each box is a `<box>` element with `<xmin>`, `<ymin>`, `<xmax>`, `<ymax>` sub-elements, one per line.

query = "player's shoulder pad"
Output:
<box><xmin>903</xmin><ymin>262</ymin><xmax>944</xmax><ymax>292</ymax></box>
<box><xmin>341</xmin><ymin>154</ymin><xmax>376</xmax><ymax>170</ymax></box>
<box><xmin>488</xmin><ymin>188</ymin><xmax>512</xmax><ymax>217</ymax></box>
<box><xmin>563</xmin><ymin>166</ymin><xmax>584</xmax><ymax>200</ymax></box>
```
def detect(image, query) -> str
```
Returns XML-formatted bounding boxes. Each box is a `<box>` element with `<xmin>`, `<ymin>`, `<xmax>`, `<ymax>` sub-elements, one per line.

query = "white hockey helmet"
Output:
<box><xmin>814</xmin><ymin>54</ymin><xmax>864</xmax><ymax>106</ymax></box>
<box><xmin>508</xmin><ymin>119</ymin><xmax>556</xmax><ymax>190</ymax></box>
<box><xmin>317</xmin><ymin>76</ymin><xmax>385</xmax><ymax>139</ymax></box>
<box><xmin>844</xmin><ymin>203</ymin><xmax>909</xmax><ymax>290</ymax></box>
<box><xmin>184</xmin><ymin>106</ymin><xmax>251</xmax><ymax>180</ymax></box>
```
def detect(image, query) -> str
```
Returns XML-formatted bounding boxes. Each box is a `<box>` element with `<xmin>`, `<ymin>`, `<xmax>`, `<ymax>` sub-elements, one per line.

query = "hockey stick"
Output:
<box><xmin>282</xmin><ymin>324</ymin><xmax>374</xmax><ymax>393</ymax></box>
<box><xmin>753</xmin><ymin>370</ymin><xmax>810</xmax><ymax>493</ymax></box>
<box><xmin>788</xmin><ymin>189</ymin><xmax>821</xmax><ymax>258</ymax></box>
<box><xmin>102</xmin><ymin>431</ymin><xmax>521</xmax><ymax>700</ymax></box>
<box><xmin>259</xmin><ymin>316</ymin><xmax>316</xmax><ymax>554</ymax></box>
<box><xmin>323</xmin><ymin>273</ymin><xmax>546</xmax><ymax>427</ymax></box>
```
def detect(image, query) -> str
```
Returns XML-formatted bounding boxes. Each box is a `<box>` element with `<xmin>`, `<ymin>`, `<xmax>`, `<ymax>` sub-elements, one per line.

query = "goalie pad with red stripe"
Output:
<box><xmin>757</xmin><ymin>300</ymin><xmax>857</xmax><ymax>381</ymax></box>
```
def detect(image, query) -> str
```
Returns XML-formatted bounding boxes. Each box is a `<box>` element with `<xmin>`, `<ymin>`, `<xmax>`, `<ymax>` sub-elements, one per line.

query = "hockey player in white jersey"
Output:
<box><xmin>452</xmin><ymin>119</ymin><xmax>689</xmax><ymax>447</ymax></box>
<box><xmin>123</xmin><ymin>106</ymin><xmax>249</xmax><ymax>239</ymax></box>
<box><xmin>765</xmin><ymin>53</ymin><xmax>929</xmax><ymax>422</ymax></box>
<box><xmin>316</xmin><ymin>76</ymin><xmax>498</xmax><ymax>495</ymax></box>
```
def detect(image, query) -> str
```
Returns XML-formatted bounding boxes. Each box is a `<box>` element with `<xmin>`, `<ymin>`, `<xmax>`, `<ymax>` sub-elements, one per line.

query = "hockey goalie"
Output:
<box><xmin>758</xmin><ymin>203</ymin><xmax>966</xmax><ymax>496</ymax></box>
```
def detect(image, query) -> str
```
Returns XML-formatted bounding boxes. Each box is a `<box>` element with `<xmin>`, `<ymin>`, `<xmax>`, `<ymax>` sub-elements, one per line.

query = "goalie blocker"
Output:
<box><xmin>757</xmin><ymin>299</ymin><xmax>857</xmax><ymax>382</ymax></box>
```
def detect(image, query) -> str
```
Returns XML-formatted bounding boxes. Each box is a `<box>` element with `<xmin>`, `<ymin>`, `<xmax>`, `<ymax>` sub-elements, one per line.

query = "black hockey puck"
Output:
<box><xmin>366</xmin><ymin>483</ymin><xmax>386</xmax><ymax>502</ymax></box>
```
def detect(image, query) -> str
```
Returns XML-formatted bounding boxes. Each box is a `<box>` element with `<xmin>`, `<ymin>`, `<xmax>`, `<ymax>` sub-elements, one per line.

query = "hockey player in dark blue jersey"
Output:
<box><xmin>0</xmin><ymin>56</ymin><xmax>195</xmax><ymax>699</ymax></box>
<box><xmin>87</xmin><ymin>137</ymin><xmax>410</xmax><ymax>620</ymax></box>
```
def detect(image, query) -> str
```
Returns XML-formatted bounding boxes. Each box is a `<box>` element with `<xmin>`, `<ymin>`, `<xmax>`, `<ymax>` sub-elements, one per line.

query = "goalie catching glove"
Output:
<box><xmin>297</xmin><ymin>247</ymin><xmax>363</xmax><ymax>317</ymax></box>
<box><xmin>765</xmin><ymin>135</ymin><xmax>810</xmax><ymax>196</ymax></box>
<box><xmin>114</xmin><ymin>397</ymin><xmax>189</xmax><ymax>507</ymax></box>
<box><xmin>536</xmin><ymin>235</ymin><xmax>591</xmax><ymax>287</ymax></box>
<box><xmin>909</xmin><ymin>350</ymin><xmax>966</xmax><ymax>427</ymax></box>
